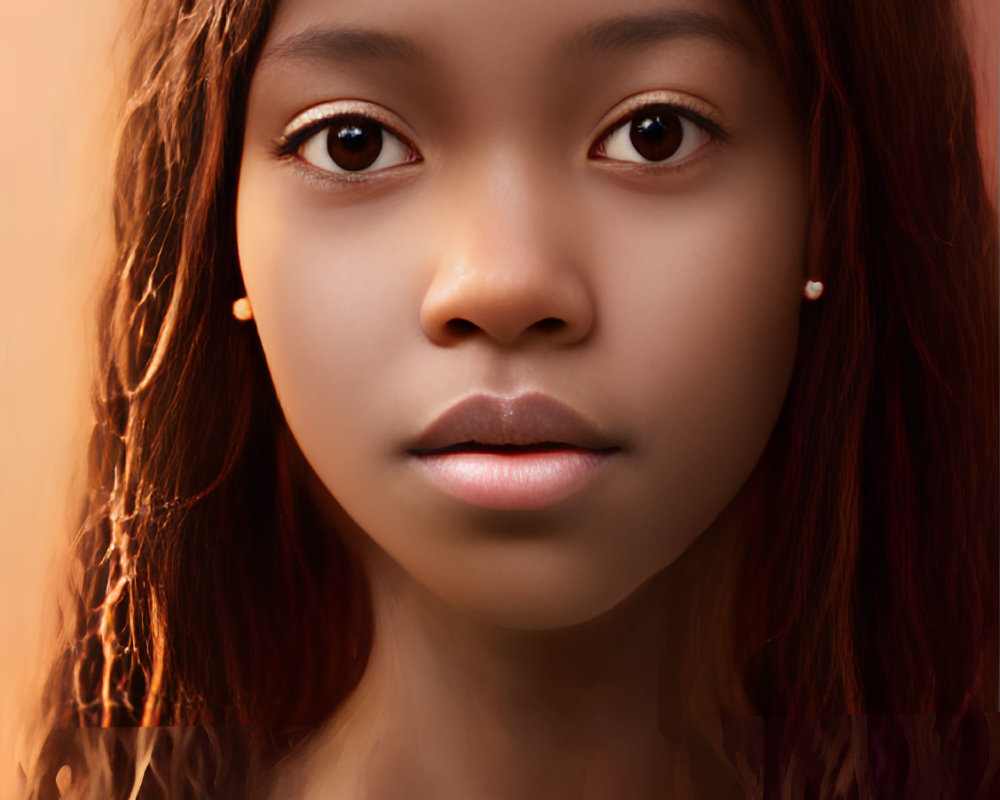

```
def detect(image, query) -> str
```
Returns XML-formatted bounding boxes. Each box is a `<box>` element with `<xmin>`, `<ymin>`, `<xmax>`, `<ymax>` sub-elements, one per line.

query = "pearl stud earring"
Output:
<box><xmin>803</xmin><ymin>280</ymin><xmax>824</xmax><ymax>301</ymax></box>
<box><xmin>232</xmin><ymin>297</ymin><xmax>253</xmax><ymax>321</ymax></box>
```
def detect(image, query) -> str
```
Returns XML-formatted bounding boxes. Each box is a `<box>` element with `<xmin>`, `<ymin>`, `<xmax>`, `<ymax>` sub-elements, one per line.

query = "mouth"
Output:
<box><xmin>406</xmin><ymin>393</ymin><xmax>622</xmax><ymax>510</ymax></box>
<box><xmin>410</xmin><ymin>441</ymin><xmax>611</xmax><ymax>455</ymax></box>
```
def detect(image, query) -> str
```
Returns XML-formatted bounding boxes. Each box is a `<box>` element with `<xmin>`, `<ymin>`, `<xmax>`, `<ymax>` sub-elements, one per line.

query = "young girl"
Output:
<box><xmin>24</xmin><ymin>0</ymin><xmax>998</xmax><ymax>797</ymax></box>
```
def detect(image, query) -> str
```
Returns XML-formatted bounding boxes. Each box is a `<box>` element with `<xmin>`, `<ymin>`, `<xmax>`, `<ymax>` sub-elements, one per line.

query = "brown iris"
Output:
<box><xmin>326</xmin><ymin>116</ymin><xmax>383</xmax><ymax>171</ymax></box>
<box><xmin>628</xmin><ymin>106</ymin><xmax>684</xmax><ymax>162</ymax></box>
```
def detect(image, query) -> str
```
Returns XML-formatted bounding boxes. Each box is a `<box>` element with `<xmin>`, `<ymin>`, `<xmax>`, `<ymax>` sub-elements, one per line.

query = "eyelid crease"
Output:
<box><xmin>591</xmin><ymin>90</ymin><xmax>730</xmax><ymax>146</ymax></box>
<box><xmin>276</xmin><ymin>99</ymin><xmax>418</xmax><ymax>151</ymax></box>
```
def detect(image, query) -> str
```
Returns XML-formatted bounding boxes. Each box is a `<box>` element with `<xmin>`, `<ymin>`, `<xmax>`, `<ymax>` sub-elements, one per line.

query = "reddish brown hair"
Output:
<box><xmin>732</xmin><ymin>0</ymin><xmax>998</xmax><ymax>794</ymax></box>
<box><xmin>24</xmin><ymin>0</ymin><xmax>997</xmax><ymax>797</ymax></box>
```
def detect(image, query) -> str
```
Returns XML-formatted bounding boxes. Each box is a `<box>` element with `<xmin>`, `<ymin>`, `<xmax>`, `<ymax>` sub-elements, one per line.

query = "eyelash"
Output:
<box><xmin>272</xmin><ymin>99</ymin><xmax>728</xmax><ymax>182</ymax></box>
<box><xmin>272</xmin><ymin>107</ymin><xmax>422</xmax><ymax>181</ymax></box>
<box><xmin>591</xmin><ymin>103</ymin><xmax>728</xmax><ymax>173</ymax></box>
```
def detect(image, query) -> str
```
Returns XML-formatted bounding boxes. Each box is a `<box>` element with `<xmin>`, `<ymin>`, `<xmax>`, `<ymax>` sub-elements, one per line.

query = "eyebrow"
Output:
<box><xmin>259</xmin><ymin>27</ymin><xmax>431</xmax><ymax>69</ymax></box>
<box><xmin>563</xmin><ymin>10</ymin><xmax>755</xmax><ymax>59</ymax></box>
<box><xmin>259</xmin><ymin>9</ymin><xmax>753</xmax><ymax>72</ymax></box>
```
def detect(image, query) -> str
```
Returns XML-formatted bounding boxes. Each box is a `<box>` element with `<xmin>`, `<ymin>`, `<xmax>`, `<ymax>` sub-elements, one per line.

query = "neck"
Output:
<box><xmin>270</xmin><ymin>504</ymin><xmax>750</xmax><ymax>800</ymax></box>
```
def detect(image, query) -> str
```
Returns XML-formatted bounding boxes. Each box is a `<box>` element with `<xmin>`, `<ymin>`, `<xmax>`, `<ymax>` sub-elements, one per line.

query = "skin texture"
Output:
<box><xmin>236</xmin><ymin>0</ymin><xmax>810</xmax><ymax>795</ymax></box>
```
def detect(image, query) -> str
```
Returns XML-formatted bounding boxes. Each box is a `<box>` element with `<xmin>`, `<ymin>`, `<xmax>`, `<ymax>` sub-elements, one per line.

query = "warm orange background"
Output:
<box><xmin>0</xmin><ymin>2</ymin><xmax>995</xmax><ymax>797</ymax></box>
<box><xmin>0</xmin><ymin>2</ymin><xmax>128</xmax><ymax>796</ymax></box>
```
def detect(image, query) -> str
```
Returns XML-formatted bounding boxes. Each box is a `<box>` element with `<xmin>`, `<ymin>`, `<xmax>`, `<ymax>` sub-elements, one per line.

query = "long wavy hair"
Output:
<box><xmin>23</xmin><ymin>0</ymin><xmax>998</xmax><ymax>797</ymax></box>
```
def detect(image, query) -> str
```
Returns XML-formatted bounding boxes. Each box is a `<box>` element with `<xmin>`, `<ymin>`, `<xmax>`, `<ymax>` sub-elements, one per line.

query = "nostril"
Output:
<box><xmin>444</xmin><ymin>318</ymin><xmax>479</xmax><ymax>337</ymax></box>
<box><xmin>534</xmin><ymin>318</ymin><xmax>566</xmax><ymax>334</ymax></box>
<box><xmin>442</xmin><ymin>316</ymin><xmax>567</xmax><ymax>341</ymax></box>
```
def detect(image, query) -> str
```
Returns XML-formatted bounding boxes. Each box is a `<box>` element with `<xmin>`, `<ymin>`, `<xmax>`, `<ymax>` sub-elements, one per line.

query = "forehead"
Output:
<box><xmin>259</xmin><ymin>0</ymin><xmax>762</xmax><ymax>80</ymax></box>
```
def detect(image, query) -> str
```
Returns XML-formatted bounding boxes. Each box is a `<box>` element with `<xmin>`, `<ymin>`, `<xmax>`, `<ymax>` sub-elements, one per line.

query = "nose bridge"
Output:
<box><xmin>420</xmin><ymin>148</ymin><xmax>594</xmax><ymax>347</ymax></box>
<box><xmin>459</xmin><ymin>151</ymin><xmax>552</xmax><ymax>284</ymax></box>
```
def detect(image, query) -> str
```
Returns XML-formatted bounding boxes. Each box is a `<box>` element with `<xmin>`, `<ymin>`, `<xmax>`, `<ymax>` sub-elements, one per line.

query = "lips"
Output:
<box><xmin>407</xmin><ymin>392</ymin><xmax>620</xmax><ymax>454</ymax></box>
<box><xmin>406</xmin><ymin>393</ymin><xmax>621</xmax><ymax>510</ymax></box>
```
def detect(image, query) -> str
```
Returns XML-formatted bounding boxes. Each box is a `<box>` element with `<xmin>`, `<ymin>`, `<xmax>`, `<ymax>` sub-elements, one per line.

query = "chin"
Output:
<box><xmin>404</xmin><ymin>541</ymin><xmax>678</xmax><ymax>633</ymax></box>
<box><xmin>474</xmin><ymin>594</ymin><xmax>652</xmax><ymax>633</ymax></box>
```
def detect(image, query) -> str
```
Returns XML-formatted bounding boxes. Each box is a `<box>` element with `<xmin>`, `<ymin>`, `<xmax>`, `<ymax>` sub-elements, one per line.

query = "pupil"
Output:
<box><xmin>628</xmin><ymin>108</ymin><xmax>684</xmax><ymax>161</ymax></box>
<box><xmin>327</xmin><ymin>116</ymin><xmax>383</xmax><ymax>171</ymax></box>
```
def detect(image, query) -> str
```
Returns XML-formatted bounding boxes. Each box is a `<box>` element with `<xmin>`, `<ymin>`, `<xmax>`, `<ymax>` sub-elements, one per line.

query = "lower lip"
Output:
<box><xmin>410</xmin><ymin>448</ymin><xmax>614</xmax><ymax>510</ymax></box>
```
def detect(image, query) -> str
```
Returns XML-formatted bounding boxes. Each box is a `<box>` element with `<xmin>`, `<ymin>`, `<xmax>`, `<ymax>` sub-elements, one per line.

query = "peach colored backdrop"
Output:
<box><xmin>0</xmin><ymin>2</ymin><xmax>995</xmax><ymax>797</ymax></box>
<box><xmin>0</xmin><ymin>2</ymin><xmax>128</xmax><ymax>796</ymax></box>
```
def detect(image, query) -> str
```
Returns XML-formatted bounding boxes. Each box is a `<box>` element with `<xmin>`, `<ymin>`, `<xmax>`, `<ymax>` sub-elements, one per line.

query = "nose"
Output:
<box><xmin>419</xmin><ymin>160</ymin><xmax>595</xmax><ymax>348</ymax></box>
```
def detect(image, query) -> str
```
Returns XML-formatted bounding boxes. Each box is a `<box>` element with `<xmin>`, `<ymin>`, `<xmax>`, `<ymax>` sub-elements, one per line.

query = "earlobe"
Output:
<box><xmin>803</xmin><ymin>280</ymin><xmax>824</xmax><ymax>301</ymax></box>
<box><xmin>232</xmin><ymin>296</ymin><xmax>254</xmax><ymax>321</ymax></box>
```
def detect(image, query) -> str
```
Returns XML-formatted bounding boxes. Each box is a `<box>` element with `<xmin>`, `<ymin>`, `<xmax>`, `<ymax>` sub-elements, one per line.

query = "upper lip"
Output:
<box><xmin>408</xmin><ymin>392</ymin><xmax>620</xmax><ymax>453</ymax></box>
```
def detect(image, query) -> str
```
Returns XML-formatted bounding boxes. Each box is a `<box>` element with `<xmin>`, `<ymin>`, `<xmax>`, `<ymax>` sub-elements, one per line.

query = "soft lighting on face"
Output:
<box><xmin>236</xmin><ymin>0</ymin><xmax>809</xmax><ymax>629</ymax></box>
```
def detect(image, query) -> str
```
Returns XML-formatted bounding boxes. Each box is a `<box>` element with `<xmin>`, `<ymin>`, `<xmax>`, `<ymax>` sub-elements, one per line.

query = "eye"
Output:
<box><xmin>591</xmin><ymin>104</ymin><xmax>714</xmax><ymax>166</ymax></box>
<box><xmin>299</xmin><ymin>115</ymin><xmax>416</xmax><ymax>174</ymax></box>
<box><xmin>279</xmin><ymin>108</ymin><xmax>420</xmax><ymax>176</ymax></box>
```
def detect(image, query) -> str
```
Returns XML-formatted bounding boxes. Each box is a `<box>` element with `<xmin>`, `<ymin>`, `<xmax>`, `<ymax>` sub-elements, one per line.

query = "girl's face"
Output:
<box><xmin>237</xmin><ymin>0</ymin><xmax>808</xmax><ymax>629</ymax></box>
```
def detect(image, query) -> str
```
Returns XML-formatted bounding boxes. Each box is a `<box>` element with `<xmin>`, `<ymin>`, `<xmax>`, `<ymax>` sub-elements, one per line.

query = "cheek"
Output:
<box><xmin>585</xmin><ymin>161</ymin><xmax>807</xmax><ymax>538</ymax></box>
<box><xmin>235</xmin><ymin>174</ymin><xmax>426</xmax><ymax>464</ymax></box>
<box><xmin>237</xmin><ymin>213</ymin><xmax>446</xmax><ymax>616</ymax></box>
